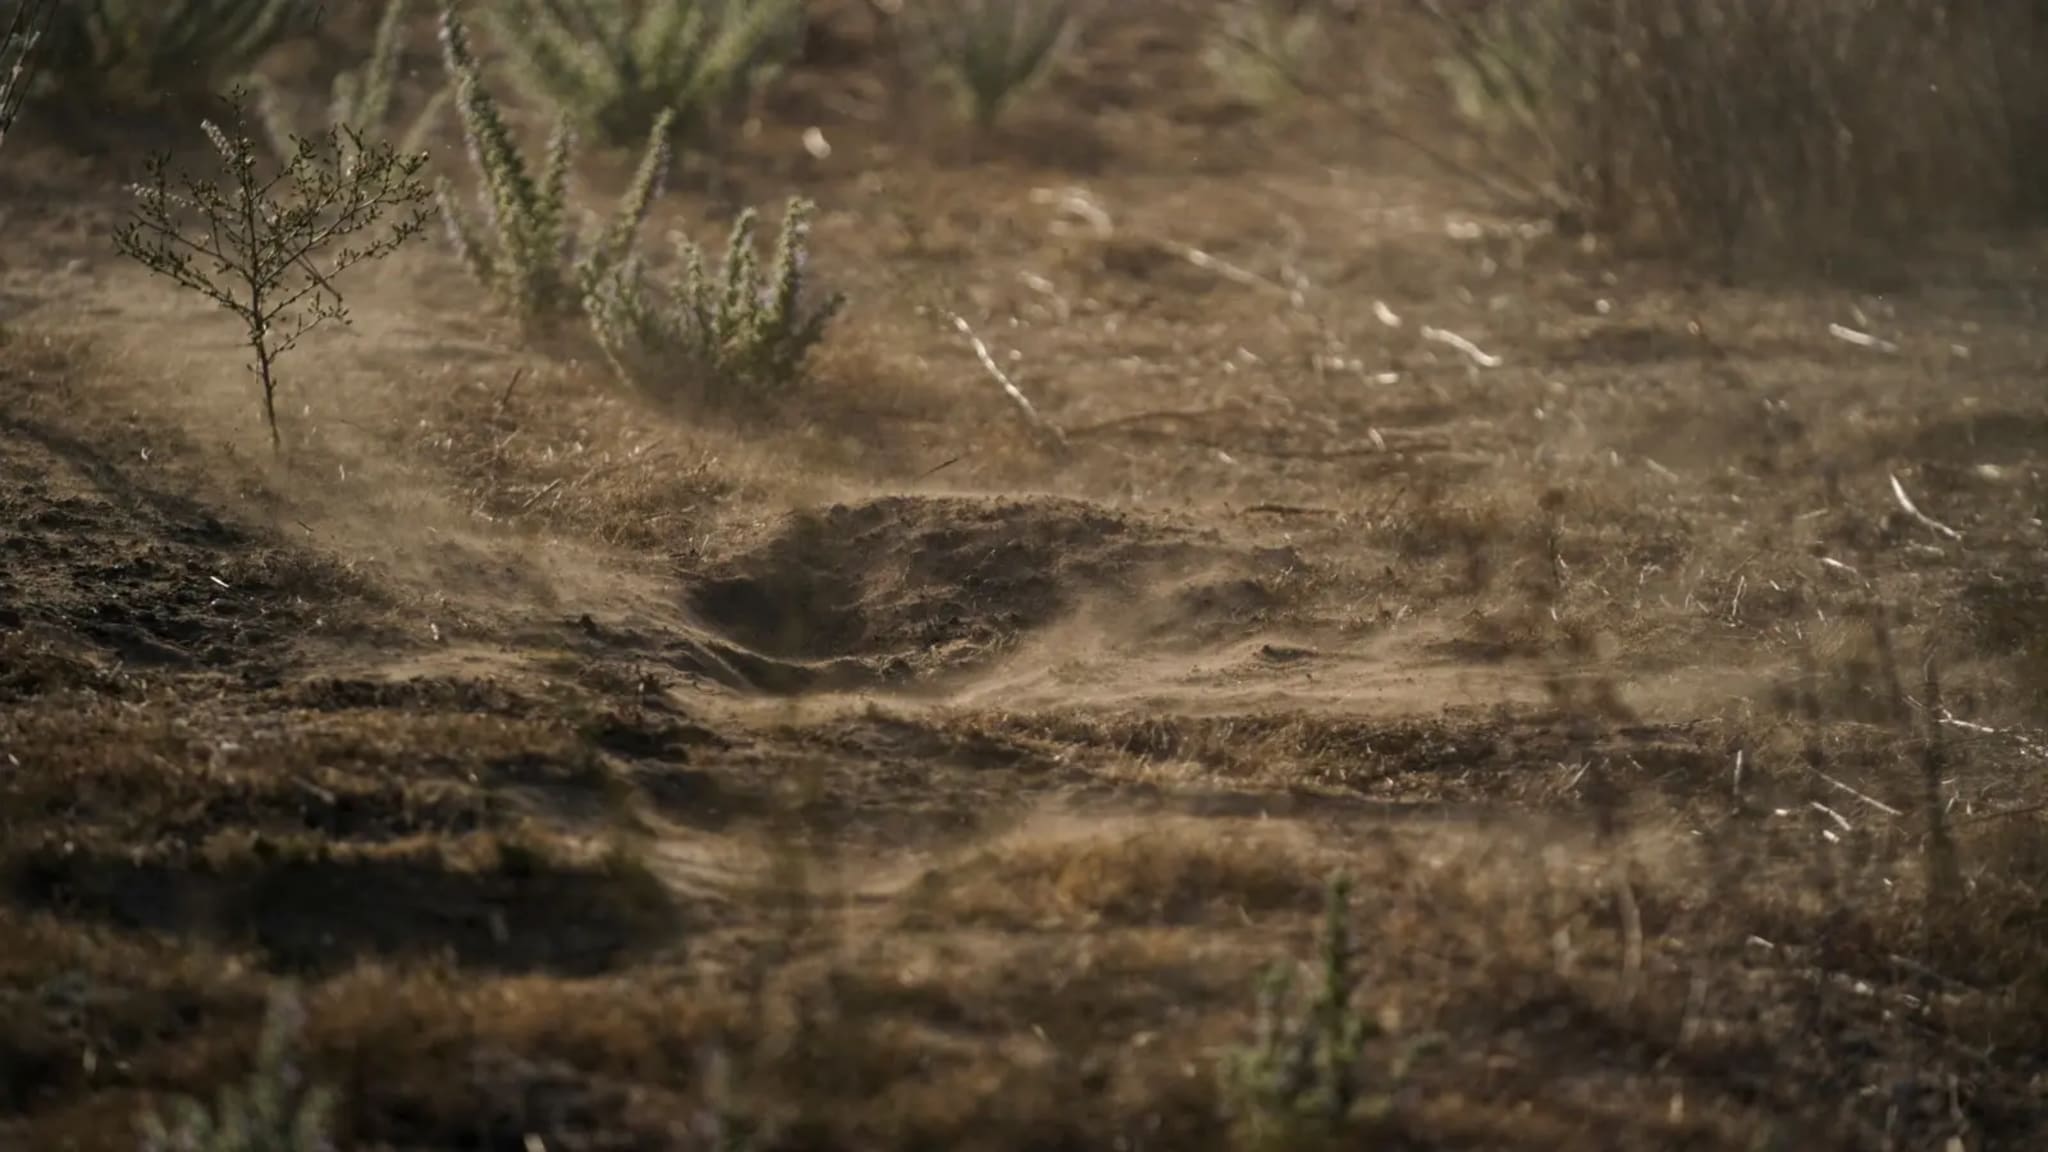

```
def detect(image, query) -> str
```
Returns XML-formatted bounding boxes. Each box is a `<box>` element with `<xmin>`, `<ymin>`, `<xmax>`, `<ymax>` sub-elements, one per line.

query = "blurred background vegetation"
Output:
<box><xmin>11</xmin><ymin>0</ymin><xmax>2048</xmax><ymax>266</ymax></box>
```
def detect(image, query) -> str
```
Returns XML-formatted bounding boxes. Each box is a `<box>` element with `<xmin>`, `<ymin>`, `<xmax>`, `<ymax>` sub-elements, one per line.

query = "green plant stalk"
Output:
<box><xmin>45</xmin><ymin>0</ymin><xmax>317</xmax><ymax>114</ymax></box>
<box><xmin>909</xmin><ymin>0</ymin><xmax>1075</xmax><ymax>131</ymax></box>
<box><xmin>137</xmin><ymin>985</ymin><xmax>339</xmax><ymax>1152</ymax></box>
<box><xmin>585</xmin><ymin>195</ymin><xmax>841</xmax><ymax>405</ymax></box>
<box><xmin>486</xmin><ymin>0</ymin><xmax>802</xmax><ymax>146</ymax></box>
<box><xmin>437</xmin><ymin>3</ymin><xmax>674</xmax><ymax>328</ymax></box>
<box><xmin>254</xmin><ymin>0</ymin><xmax>447</xmax><ymax>163</ymax></box>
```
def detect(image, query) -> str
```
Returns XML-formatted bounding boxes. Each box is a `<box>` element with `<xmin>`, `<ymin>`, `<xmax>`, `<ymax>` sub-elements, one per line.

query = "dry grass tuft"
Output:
<box><xmin>899</xmin><ymin>818</ymin><xmax>1329</xmax><ymax>927</ymax></box>
<box><xmin>1424</xmin><ymin>0</ymin><xmax>2048</xmax><ymax>262</ymax></box>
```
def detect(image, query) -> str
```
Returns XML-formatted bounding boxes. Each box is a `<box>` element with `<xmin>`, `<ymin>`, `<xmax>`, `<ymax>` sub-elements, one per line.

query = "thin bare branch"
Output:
<box><xmin>113</xmin><ymin>87</ymin><xmax>434</xmax><ymax>454</ymax></box>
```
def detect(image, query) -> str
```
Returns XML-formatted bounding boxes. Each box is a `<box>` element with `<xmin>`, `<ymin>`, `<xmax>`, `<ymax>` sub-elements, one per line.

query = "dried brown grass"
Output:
<box><xmin>1426</xmin><ymin>0</ymin><xmax>2048</xmax><ymax>262</ymax></box>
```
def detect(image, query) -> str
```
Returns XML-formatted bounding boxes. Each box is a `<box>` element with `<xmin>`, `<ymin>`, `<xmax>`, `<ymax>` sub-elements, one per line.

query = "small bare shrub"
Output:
<box><xmin>485</xmin><ymin>0</ymin><xmax>805</xmax><ymax>147</ymax></box>
<box><xmin>43</xmin><ymin>0</ymin><xmax>319</xmax><ymax>116</ymax></box>
<box><xmin>584</xmin><ymin>195</ymin><xmax>843</xmax><ymax>407</ymax></box>
<box><xmin>901</xmin><ymin>0</ymin><xmax>1080</xmax><ymax>131</ymax></box>
<box><xmin>436</xmin><ymin>3</ymin><xmax>673</xmax><ymax>328</ymax></box>
<box><xmin>253</xmin><ymin>0</ymin><xmax>448</xmax><ymax>164</ymax></box>
<box><xmin>137</xmin><ymin>986</ymin><xmax>337</xmax><ymax>1152</ymax></box>
<box><xmin>114</xmin><ymin>89</ymin><xmax>434</xmax><ymax>453</ymax></box>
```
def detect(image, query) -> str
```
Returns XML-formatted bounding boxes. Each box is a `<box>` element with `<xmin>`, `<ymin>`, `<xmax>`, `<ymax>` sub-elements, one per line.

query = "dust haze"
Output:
<box><xmin>2</xmin><ymin>3</ymin><xmax>2046</xmax><ymax>1150</ymax></box>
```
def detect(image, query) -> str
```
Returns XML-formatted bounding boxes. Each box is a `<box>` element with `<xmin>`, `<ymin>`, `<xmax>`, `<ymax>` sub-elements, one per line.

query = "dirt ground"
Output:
<box><xmin>3</xmin><ymin>4</ymin><xmax>2047</xmax><ymax>1150</ymax></box>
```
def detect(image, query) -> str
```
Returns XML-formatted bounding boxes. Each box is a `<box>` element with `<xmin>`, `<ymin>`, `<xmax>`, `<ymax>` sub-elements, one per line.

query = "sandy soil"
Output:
<box><xmin>2</xmin><ymin>5</ymin><xmax>2046</xmax><ymax>1150</ymax></box>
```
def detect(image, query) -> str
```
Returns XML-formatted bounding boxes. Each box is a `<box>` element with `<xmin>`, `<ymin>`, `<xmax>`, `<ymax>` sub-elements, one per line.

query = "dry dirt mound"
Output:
<box><xmin>678</xmin><ymin>494</ymin><xmax>1299</xmax><ymax>688</ymax></box>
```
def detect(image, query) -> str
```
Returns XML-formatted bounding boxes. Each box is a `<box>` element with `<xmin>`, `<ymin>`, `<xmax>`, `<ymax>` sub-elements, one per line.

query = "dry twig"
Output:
<box><xmin>948</xmin><ymin>311</ymin><xmax>1068</xmax><ymax>451</ymax></box>
<box><xmin>1888</xmin><ymin>473</ymin><xmax>1962</xmax><ymax>542</ymax></box>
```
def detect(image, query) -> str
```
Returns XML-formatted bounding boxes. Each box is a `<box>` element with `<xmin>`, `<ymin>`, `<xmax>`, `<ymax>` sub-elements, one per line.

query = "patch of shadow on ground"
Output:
<box><xmin>4</xmin><ymin>839</ymin><xmax>679</xmax><ymax>976</ymax></box>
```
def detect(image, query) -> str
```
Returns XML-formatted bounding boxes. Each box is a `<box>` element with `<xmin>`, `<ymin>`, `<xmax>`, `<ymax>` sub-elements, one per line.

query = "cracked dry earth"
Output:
<box><xmin>4</xmin><ymin>28</ymin><xmax>2048</xmax><ymax>1152</ymax></box>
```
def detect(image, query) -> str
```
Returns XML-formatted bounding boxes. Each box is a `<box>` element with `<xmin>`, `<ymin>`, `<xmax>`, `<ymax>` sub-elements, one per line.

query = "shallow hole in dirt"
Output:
<box><xmin>680</xmin><ymin>496</ymin><xmax>1292</xmax><ymax>691</ymax></box>
<box><xmin>684</xmin><ymin>496</ymin><xmax>1140</xmax><ymax>661</ymax></box>
<box><xmin>688</xmin><ymin>570</ymin><xmax>869</xmax><ymax>663</ymax></box>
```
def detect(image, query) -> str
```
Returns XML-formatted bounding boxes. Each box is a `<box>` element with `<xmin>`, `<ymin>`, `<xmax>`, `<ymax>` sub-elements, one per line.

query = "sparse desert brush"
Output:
<box><xmin>40</xmin><ymin>0</ymin><xmax>319</xmax><ymax>117</ymax></box>
<box><xmin>137</xmin><ymin>985</ymin><xmax>338</xmax><ymax>1152</ymax></box>
<box><xmin>1416</xmin><ymin>0</ymin><xmax>2048</xmax><ymax>258</ymax></box>
<box><xmin>485</xmin><ymin>0</ymin><xmax>806</xmax><ymax>148</ymax></box>
<box><xmin>436</xmin><ymin>3</ymin><xmax>673</xmax><ymax>329</ymax></box>
<box><xmin>584</xmin><ymin>195</ymin><xmax>844</xmax><ymax>407</ymax></box>
<box><xmin>901</xmin><ymin>0</ymin><xmax>1080</xmax><ymax>131</ymax></box>
<box><xmin>114</xmin><ymin>88</ymin><xmax>434</xmax><ymax>453</ymax></box>
<box><xmin>251</xmin><ymin>0</ymin><xmax>449</xmax><ymax>164</ymax></box>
